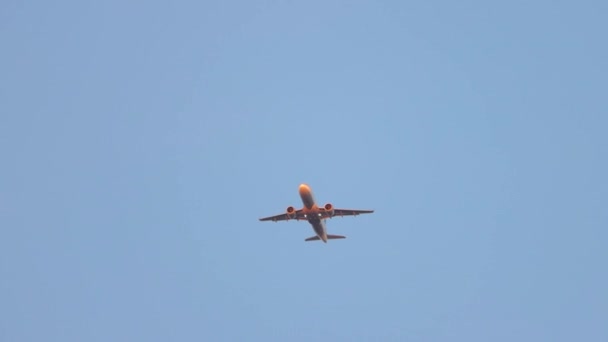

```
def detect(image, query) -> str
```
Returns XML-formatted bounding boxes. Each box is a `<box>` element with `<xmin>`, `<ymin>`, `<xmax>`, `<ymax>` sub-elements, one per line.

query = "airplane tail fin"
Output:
<box><xmin>304</xmin><ymin>235</ymin><xmax>346</xmax><ymax>242</ymax></box>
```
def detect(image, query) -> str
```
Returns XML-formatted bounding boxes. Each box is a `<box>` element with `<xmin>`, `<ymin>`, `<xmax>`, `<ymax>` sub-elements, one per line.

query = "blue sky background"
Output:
<box><xmin>1</xmin><ymin>1</ymin><xmax>607</xmax><ymax>341</ymax></box>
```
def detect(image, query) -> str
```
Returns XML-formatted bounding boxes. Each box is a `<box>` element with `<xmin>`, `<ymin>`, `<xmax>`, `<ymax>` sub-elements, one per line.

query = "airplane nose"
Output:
<box><xmin>299</xmin><ymin>183</ymin><xmax>310</xmax><ymax>194</ymax></box>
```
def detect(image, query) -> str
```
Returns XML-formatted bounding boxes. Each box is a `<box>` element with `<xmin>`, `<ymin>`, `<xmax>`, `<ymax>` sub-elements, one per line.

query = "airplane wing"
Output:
<box><xmin>259</xmin><ymin>210</ymin><xmax>305</xmax><ymax>222</ymax></box>
<box><xmin>260</xmin><ymin>208</ymin><xmax>373</xmax><ymax>221</ymax></box>
<box><xmin>331</xmin><ymin>208</ymin><xmax>374</xmax><ymax>217</ymax></box>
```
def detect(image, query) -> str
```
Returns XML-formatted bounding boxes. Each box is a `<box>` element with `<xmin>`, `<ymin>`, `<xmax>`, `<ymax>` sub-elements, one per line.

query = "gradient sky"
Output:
<box><xmin>1</xmin><ymin>1</ymin><xmax>607</xmax><ymax>341</ymax></box>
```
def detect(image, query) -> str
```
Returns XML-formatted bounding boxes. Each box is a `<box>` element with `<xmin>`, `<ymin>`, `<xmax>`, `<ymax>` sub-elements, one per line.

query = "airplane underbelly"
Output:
<box><xmin>299</xmin><ymin>184</ymin><xmax>316</xmax><ymax>209</ymax></box>
<box><xmin>301</xmin><ymin>196</ymin><xmax>315</xmax><ymax>209</ymax></box>
<box><xmin>309</xmin><ymin>219</ymin><xmax>326</xmax><ymax>237</ymax></box>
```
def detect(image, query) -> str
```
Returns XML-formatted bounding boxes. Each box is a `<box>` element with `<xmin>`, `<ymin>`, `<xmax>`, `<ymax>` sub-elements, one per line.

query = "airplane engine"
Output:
<box><xmin>286</xmin><ymin>206</ymin><xmax>297</xmax><ymax>219</ymax></box>
<box><xmin>324</xmin><ymin>203</ymin><xmax>335</xmax><ymax>217</ymax></box>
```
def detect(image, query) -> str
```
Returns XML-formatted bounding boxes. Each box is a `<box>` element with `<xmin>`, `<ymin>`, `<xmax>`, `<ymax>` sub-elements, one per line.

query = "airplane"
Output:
<box><xmin>259</xmin><ymin>183</ymin><xmax>374</xmax><ymax>242</ymax></box>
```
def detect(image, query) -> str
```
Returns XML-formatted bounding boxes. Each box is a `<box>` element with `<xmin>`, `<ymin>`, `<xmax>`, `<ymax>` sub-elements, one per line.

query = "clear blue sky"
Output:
<box><xmin>1</xmin><ymin>1</ymin><xmax>606</xmax><ymax>341</ymax></box>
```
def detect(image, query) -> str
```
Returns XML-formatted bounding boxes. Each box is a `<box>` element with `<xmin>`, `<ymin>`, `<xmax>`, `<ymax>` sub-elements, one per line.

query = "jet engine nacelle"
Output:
<box><xmin>323</xmin><ymin>203</ymin><xmax>335</xmax><ymax>217</ymax></box>
<box><xmin>286</xmin><ymin>206</ymin><xmax>297</xmax><ymax>219</ymax></box>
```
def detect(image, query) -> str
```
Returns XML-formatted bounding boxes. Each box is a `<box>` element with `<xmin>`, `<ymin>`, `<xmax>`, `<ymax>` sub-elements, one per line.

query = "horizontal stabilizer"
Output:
<box><xmin>304</xmin><ymin>235</ymin><xmax>346</xmax><ymax>242</ymax></box>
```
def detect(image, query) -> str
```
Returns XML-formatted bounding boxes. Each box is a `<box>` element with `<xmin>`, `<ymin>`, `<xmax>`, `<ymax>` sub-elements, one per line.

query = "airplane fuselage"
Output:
<box><xmin>298</xmin><ymin>184</ymin><xmax>328</xmax><ymax>242</ymax></box>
